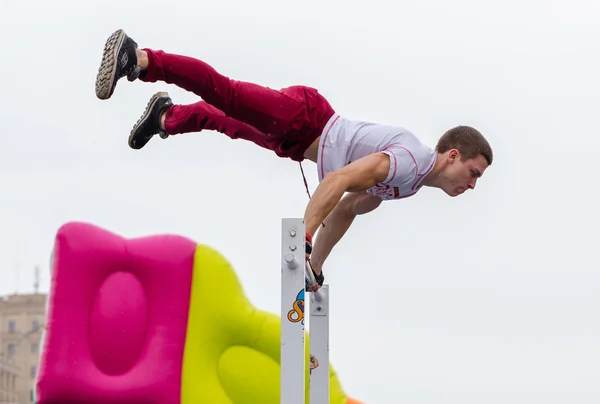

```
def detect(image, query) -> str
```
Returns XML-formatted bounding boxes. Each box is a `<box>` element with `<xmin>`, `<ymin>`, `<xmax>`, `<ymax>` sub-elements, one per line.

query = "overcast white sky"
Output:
<box><xmin>1</xmin><ymin>0</ymin><xmax>600</xmax><ymax>402</ymax></box>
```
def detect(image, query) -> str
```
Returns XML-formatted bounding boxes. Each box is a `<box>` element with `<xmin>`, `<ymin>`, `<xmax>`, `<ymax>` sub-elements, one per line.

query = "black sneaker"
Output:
<box><xmin>128</xmin><ymin>92</ymin><xmax>173</xmax><ymax>150</ymax></box>
<box><xmin>95</xmin><ymin>29</ymin><xmax>141</xmax><ymax>100</ymax></box>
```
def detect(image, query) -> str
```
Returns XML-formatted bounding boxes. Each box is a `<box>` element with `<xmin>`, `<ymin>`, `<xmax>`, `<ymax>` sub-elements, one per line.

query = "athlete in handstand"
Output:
<box><xmin>95</xmin><ymin>29</ymin><xmax>493</xmax><ymax>290</ymax></box>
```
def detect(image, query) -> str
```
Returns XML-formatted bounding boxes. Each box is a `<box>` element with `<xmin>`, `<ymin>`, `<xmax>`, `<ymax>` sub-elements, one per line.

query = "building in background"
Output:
<box><xmin>0</xmin><ymin>293</ymin><xmax>47</xmax><ymax>404</ymax></box>
<box><xmin>0</xmin><ymin>354</ymin><xmax>19</xmax><ymax>404</ymax></box>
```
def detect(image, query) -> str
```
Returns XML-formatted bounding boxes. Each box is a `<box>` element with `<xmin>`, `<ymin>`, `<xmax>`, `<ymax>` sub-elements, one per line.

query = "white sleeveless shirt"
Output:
<box><xmin>316</xmin><ymin>114</ymin><xmax>437</xmax><ymax>200</ymax></box>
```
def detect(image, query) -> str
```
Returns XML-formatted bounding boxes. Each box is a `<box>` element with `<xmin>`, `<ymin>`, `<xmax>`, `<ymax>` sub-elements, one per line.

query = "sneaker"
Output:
<box><xmin>95</xmin><ymin>29</ymin><xmax>141</xmax><ymax>100</ymax></box>
<box><xmin>128</xmin><ymin>92</ymin><xmax>173</xmax><ymax>150</ymax></box>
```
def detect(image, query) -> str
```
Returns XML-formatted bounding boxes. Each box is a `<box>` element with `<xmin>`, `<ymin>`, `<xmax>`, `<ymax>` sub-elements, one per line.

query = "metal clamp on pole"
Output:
<box><xmin>284</xmin><ymin>252</ymin><xmax>299</xmax><ymax>270</ymax></box>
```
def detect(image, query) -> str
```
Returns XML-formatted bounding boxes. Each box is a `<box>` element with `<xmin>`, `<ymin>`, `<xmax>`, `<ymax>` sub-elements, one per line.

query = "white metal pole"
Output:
<box><xmin>309</xmin><ymin>284</ymin><xmax>329</xmax><ymax>404</ymax></box>
<box><xmin>281</xmin><ymin>218</ymin><xmax>306</xmax><ymax>404</ymax></box>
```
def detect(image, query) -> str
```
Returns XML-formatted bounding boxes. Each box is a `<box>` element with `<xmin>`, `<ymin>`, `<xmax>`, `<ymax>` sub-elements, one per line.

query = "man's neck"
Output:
<box><xmin>421</xmin><ymin>152</ymin><xmax>446</xmax><ymax>188</ymax></box>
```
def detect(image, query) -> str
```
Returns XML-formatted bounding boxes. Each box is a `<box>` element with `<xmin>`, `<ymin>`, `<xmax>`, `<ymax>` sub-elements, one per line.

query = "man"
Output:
<box><xmin>95</xmin><ymin>29</ymin><xmax>493</xmax><ymax>291</ymax></box>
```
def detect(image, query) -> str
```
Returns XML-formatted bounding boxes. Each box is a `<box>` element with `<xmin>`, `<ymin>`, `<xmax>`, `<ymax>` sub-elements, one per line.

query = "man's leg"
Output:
<box><xmin>95</xmin><ymin>29</ymin><xmax>333</xmax><ymax>148</ymax></box>
<box><xmin>128</xmin><ymin>92</ymin><xmax>281</xmax><ymax>152</ymax></box>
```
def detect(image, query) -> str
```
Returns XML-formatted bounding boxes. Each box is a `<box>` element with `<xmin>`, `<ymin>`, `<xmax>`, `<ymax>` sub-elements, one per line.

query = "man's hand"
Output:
<box><xmin>304</xmin><ymin>233</ymin><xmax>324</xmax><ymax>290</ymax></box>
<box><xmin>304</xmin><ymin>152</ymin><xmax>390</xmax><ymax>238</ymax></box>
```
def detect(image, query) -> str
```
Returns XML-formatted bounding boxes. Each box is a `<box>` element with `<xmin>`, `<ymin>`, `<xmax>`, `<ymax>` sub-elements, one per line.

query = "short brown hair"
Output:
<box><xmin>436</xmin><ymin>125</ymin><xmax>493</xmax><ymax>165</ymax></box>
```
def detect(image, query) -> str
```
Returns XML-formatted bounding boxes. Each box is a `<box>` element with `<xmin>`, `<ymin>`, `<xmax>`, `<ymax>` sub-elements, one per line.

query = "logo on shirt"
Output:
<box><xmin>368</xmin><ymin>184</ymin><xmax>401</xmax><ymax>200</ymax></box>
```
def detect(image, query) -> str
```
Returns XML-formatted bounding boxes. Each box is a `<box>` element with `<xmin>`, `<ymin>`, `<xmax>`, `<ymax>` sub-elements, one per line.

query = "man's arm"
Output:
<box><xmin>304</xmin><ymin>152</ymin><xmax>390</xmax><ymax>237</ymax></box>
<box><xmin>309</xmin><ymin>191</ymin><xmax>382</xmax><ymax>274</ymax></box>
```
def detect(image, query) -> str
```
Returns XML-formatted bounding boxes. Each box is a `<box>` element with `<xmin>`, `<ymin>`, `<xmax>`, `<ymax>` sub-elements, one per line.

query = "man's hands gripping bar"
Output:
<box><xmin>305</xmin><ymin>233</ymin><xmax>324</xmax><ymax>292</ymax></box>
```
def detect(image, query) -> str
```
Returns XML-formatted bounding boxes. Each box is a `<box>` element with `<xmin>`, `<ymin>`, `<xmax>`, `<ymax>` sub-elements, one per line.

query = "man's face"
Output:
<box><xmin>440</xmin><ymin>151</ymin><xmax>489</xmax><ymax>197</ymax></box>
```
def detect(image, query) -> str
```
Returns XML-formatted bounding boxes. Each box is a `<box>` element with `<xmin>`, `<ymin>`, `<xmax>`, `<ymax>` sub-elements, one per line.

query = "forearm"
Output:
<box><xmin>304</xmin><ymin>174</ymin><xmax>347</xmax><ymax>237</ymax></box>
<box><xmin>304</xmin><ymin>152</ymin><xmax>390</xmax><ymax>237</ymax></box>
<box><xmin>309</xmin><ymin>203</ymin><xmax>356</xmax><ymax>272</ymax></box>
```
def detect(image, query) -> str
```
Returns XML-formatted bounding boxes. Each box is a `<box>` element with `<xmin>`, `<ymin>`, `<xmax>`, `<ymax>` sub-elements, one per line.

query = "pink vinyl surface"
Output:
<box><xmin>36</xmin><ymin>222</ymin><xmax>197</xmax><ymax>404</ymax></box>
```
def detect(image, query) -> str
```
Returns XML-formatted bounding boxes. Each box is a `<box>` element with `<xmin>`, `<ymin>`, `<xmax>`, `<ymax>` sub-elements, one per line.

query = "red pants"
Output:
<box><xmin>138</xmin><ymin>49</ymin><xmax>336</xmax><ymax>162</ymax></box>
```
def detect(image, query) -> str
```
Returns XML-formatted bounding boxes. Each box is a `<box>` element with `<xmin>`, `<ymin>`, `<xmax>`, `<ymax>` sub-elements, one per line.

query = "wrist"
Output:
<box><xmin>309</xmin><ymin>256</ymin><xmax>323</xmax><ymax>272</ymax></box>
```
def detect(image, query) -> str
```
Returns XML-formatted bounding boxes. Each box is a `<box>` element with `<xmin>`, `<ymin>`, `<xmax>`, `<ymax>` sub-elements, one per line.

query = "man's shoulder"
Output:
<box><xmin>385</xmin><ymin>137</ymin><xmax>436</xmax><ymax>166</ymax></box>
<box><xmin>366</xmin><ymin>131</ymin><xmax>437</xmax><ymax>201</ymax></box>
<box><xmin>350</xmin><ymin>120</ymin><xmax>432</xmax><ymax>152</ymax></box>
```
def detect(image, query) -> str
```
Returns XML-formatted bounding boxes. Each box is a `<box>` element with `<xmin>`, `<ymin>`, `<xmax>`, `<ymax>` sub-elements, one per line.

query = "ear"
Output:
<box><xmin>448</xmin><ymin>149</ymin><xmax>460</xmax><ymax>162</ymax></box>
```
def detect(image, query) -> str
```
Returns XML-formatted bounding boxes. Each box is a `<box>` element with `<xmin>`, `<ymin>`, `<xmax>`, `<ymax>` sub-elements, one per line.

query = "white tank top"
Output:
<box><xmin>316</xmin><ymin>114</ymin><xmax>437</xmax><ymax>200</ymax></box>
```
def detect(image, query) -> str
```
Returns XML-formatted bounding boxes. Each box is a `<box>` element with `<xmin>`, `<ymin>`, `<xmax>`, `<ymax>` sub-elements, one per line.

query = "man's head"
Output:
<box><xmin>431</xmin><ymin>125</ymin><xmax>493</xmax><ymax>197</ymax></box>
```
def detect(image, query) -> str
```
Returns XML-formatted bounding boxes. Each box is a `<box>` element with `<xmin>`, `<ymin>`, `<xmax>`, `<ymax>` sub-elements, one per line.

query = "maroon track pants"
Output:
<box><xmin>138</xmin><ymin>49</ymin><xmax>336</xmax><ymax>162</ymax></box>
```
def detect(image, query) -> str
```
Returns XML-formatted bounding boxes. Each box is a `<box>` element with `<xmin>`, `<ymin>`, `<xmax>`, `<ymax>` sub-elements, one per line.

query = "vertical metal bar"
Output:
<box><xmin>281</xmin><ymin>218</ymin><xmax>306</xmax><ymax>404</ymax></box>
<box><xmin>309</xmin><ymin>284</ymin><xmax>329</xmax><ymax>404</ymax></box>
